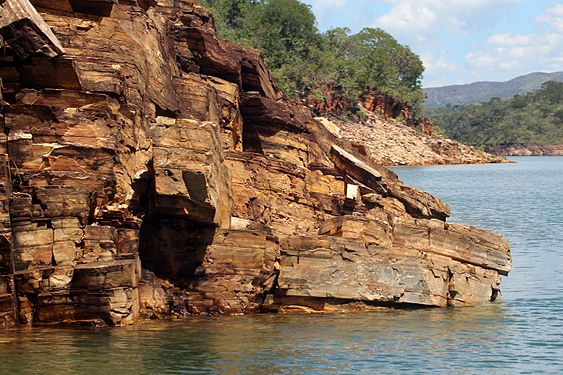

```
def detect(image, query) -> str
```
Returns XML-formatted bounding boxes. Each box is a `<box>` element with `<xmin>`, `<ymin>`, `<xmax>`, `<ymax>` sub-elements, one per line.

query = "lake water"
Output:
<box><xmin>1</xmin><ymin>157</ymin><xmax>562</xmax><ymax>374</ymax></box>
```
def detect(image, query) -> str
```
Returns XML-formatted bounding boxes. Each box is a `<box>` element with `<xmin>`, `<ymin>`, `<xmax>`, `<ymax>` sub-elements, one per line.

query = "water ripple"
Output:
<box><xmin>1</xmin><ymin>157</ymin><xmax>562</xmax><ymax>374</ymax></box>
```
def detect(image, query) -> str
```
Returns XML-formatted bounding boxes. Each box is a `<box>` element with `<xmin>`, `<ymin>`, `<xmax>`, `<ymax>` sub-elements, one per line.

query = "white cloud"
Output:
<box><xmin>421</xmin><ymin>52</ymin><xmax>459</xmax><ymax>87</ymax></box>
<box><xmin>374</xmin><ymin>0</ymin><xmax>520</xmax><ymax>38</ymax></box>
<box><xmin>305</xmin><ymin>0</ymin><xmax>562</xmax><ymax>86</ymax></box>
<box><xmin>537</xmin><ymin>3</ymin><xmax>563</xmax><ymax>32</ymax></box>
<box><xmin>371</xmin><ymin>0</ymin><xmax>524</xmax><ymax>85</ymax></box>
<box><xmin>307</xmin><ymin>0</ymin><xmax>374</xmax><ymax>31</ymax></box>
<box><xmin>466</xmin><ymin>26</ymin><xmax>563</xmax><ymax>80</ymax></box>
<box><xmin>488</xmin><ymin>34</ymin><xmax>533</xmax><ymax>46</ymax></box>
<box><xmin>381</xmin><ymin>1</ymin><xmax>563</xmax><ymax>86</ymax></box>
<box><xmin>466</xmin><ymin>53</ymin><xmax>497</xmax><ymax>68</ymax></box>
<box><xmin>422</xmin><ymin>51</ymin><xmax>457</xmax><ymax>73</ymax></box>
<box><xmin>311</xmin><ymin>0</ymin><xmax>348</xmax><ymax>12</ymax></box>
<box><xmin>377</xmin><ymin>3</ymin><xmax>437</xmax><ymax>36</ymax></box>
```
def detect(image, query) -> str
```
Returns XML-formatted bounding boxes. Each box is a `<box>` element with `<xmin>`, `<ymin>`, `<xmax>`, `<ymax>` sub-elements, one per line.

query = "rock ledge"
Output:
<box><xmin>0</xmin><ymin>0</ymin><xmax>511</xmax><ymax>326</ymax></box>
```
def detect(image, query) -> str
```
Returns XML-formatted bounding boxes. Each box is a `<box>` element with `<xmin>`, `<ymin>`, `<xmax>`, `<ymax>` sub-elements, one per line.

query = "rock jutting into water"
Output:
<box><xmin>0</xmin><ymin>0</ymin><xmax>511</xmax><ymax>327</ymax></box>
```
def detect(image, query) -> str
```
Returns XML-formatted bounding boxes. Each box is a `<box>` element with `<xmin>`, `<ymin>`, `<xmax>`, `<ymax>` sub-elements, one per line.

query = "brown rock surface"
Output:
<box><xmin>0</xmin><ymin>0</ymin><xmax>511</xmax><ymax>326</ymax></box>
<box><xmin>273</xmin><ymin>235</ymin><xmax>501</xmax><ymax>310</ymax></box>
<box><xmin>334</xmin><ymin>115</ymin><xmax>507</xmax><ymax>166</ymax></box>
<box><xmin>0</xmin><ymin>0</ymin><xmax>65</xmax><ymax>58</ymax></box>
<box><xmin>489</xmin><ymin>144</ymin><xmax>563</xmax><ymax>156</ymax></box>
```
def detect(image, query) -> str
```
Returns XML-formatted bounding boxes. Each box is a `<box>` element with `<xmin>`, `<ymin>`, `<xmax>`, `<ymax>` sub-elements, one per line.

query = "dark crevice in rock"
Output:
<box><xmin>240</xmin><ymin>59</ymin><xmax>265</xmax><ymax>96</ymax></box>
<box><xmin>138</xmin><ymin>215</ymin><xmax>215</xmax><ymax>288</ymax></box>
<box><xmin>490</xmin><ymin>288</ymin><xmax>499</xmax><ymax>303</ymax></box>
<box><xmin>447</xmin><ymin>267</ymin><xmax>457</xmax><ymax>307</ymax></box>
<box><xmin>154</xmin><ymin>102</ymin><xmax>178</xmax><ymax>119</ymax></box>
<box><xmin>0</xmin><ymin>0</ymin><xmax>511</xmax><ymax>326</ymax></box>
<box><xmin>129</xmin><ymin>170</ymin><xmax>153</xmax><ymax>216</ymax></box>
<box><xmin>67</xmin><ymin>0</ymin><xmax>115</xmax><ymax>17</ymax></box>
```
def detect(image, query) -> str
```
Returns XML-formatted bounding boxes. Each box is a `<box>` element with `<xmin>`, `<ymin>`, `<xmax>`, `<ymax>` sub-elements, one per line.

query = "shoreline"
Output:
<box><xmin>385</xmin><ymin>159</ymin><xmax>513</xmax><ymax>168</ymax></box>
<box><xmin>488</xmin><ymin>144</ymin><xmax>563</xmax><ymax>157</ymax></box>
<box><xmin>331</xmin><ymin>117</ymin><xmax>507</xmax><ymax>167</ymax></box>
<box><xmin>0</xmin><ymin>0</ymin><xmax>511</xmax><ymax>327</ymax></box>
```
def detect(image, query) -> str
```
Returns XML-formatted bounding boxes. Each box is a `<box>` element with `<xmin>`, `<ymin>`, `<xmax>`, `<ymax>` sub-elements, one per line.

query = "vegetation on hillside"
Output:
<box><xmin>424</xmin><ymin>72</ymin><xmax>563</xmax><ymax>108</ymax></box>
<box><xmin>200</xmin><ymin>0</ymin><xmax>425</xmax><ymax>117</ymax></box>
<box><xmin>426</xmin><ymin>81</ymin><xmax>563</xmax><ymax>148</ymax></box>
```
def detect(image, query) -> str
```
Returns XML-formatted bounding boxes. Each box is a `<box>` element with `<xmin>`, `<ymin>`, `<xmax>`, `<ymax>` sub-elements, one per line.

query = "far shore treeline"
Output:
<box><xmin>200</xmin><ymin>0</ymin><xmax>425</xmax><ymax>118</ymax></box>
<box><xmin>426</xmin><ymin>81</ymin><xmax>563</xmax><ymax>149</ymax></box>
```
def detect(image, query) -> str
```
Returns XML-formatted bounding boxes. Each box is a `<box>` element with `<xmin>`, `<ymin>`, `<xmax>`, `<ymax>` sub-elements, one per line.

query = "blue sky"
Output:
<box><xmin>301</xmin><ymin>0</ymin><xmax>563</xmax><ymax>87</ymax></box>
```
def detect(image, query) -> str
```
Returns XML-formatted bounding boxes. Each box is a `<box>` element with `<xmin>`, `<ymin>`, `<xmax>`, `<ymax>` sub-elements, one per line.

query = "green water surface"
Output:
<box><xmin>1</xmin><ymin>156</ymin><xmax>562</xmax><ymax>374</ymax></box>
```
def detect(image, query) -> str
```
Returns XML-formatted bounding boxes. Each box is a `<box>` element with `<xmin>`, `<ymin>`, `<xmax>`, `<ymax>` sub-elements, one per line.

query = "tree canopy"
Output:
<box><xmin>426</xmin><ymin>81</ymin><xmax>563</xmax><ymax>148</ymax></box>
<box><xmin>200</xmin><ymin>0</ymin><xmax>425</xmax><ymax>116</ymax></box>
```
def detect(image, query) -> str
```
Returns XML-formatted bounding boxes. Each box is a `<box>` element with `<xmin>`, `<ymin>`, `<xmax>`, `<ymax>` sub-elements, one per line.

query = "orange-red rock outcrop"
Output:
<box><xmin>0</xmin><ymin>0</ymin><xmax>511</xmax><ymax>326</ymax></box>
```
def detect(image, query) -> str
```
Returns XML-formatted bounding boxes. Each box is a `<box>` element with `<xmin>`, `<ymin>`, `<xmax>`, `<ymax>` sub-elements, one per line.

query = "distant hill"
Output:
<box><xmin>426</xmin><ymin>81</ymin><xmax>563</xmax><ymax>152</ymax></box>
<box><xmin>424</xmin><ymin>72</ymin><xmax>563</xmax><ymax>108</ymax></box>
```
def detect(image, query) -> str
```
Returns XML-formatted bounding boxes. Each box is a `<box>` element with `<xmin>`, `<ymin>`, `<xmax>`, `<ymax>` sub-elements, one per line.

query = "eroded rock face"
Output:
<box><xmin>0</xmin><ymin>0</ymin><xmax>511</xmax><ymax>326</ymax></box>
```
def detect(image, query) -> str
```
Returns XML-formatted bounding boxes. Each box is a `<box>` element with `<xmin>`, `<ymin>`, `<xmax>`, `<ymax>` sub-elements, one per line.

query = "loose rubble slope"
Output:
<box><xmin>333</xmin><ymin>116</ymin><xmax>506</xmax><ymax>166</ymax></box>
<box><xmin>0</xmin><ymin>0</ymin><xmax>511</xmax><ymax>326</ymax></box>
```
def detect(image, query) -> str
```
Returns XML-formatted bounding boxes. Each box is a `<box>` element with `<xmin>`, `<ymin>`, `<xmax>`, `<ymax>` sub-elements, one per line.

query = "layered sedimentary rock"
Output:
<box><xmin>0</xmin><ymin>0</ymin><xmax>511</xmax><ymax>326</ymax></box>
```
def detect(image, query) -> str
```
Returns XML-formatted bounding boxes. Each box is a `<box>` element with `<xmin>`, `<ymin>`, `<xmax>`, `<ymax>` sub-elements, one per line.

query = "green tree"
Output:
<box><xmin>340</xmin><ymin>28</ymin><xmax>424</xmax><ymax>111</ymax></box>
<box><xmin>541</xmin><ymin>81</ymin><xmax>563</xmax><ymax>104</ymax></box>
<box><xmin>427</xmin><ymin>82</ymin><xmax>563</xmax><ymax>148</ymax></box>
<box><xmin>201</xmin><ymin>0</ymin><xmax>426</xmax><ymax>116</ymax></box>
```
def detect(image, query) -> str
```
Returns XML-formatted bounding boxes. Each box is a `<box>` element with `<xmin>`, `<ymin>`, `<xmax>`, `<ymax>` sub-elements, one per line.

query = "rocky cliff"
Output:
<box><xmin>0</xmin><ymin>0</ymin><xmax>511</xmax><ymax>327</ymax></box>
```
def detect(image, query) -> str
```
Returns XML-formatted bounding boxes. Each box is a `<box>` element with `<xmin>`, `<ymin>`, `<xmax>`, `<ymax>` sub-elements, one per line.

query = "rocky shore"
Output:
<box><xmin>488</xmin><ymin>144</ymin><xmax>563</xmax><ymax>156</ymax></box>
<box><xmin>333</xmin><ymin>116</ymin><xmax>507</xmax><ymax>166</ymax></box>
<box><xmin>0</xmin><ymin>0</ymin><xmax>511</xmax><ymax>327</ymax></box>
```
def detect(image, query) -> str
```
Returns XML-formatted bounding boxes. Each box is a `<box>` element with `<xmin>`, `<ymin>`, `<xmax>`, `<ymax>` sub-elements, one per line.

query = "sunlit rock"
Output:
<box><xmin>0</xmin><ymin>0</ymin><xmax>511</xmax><ymax>326</ymax></box>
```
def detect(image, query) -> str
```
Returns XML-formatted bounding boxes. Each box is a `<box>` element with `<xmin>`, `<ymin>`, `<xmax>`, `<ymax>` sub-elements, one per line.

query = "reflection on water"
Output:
<box><xmin>1</xmin><ymin>157</ymin><xmax>563</xmax><ymax>374</ymax></box>
<box><xmin>0</xmin><ymin>308</ymin><xmax>527</xmax><ymax>374</ymax></box>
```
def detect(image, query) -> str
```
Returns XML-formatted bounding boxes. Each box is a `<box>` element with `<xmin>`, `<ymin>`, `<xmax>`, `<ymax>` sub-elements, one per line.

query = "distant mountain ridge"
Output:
<box><xmin>424</xmin><ymin>72</ymin><xmax>563</xmax><ymax>108</ymax></box>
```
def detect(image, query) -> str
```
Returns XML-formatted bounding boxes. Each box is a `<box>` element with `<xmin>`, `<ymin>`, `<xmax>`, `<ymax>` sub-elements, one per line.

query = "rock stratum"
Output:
<box><xmin>0</xmin><ymin>0</ymin><xmax>511</xmax><ymax>327</ymax></box>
